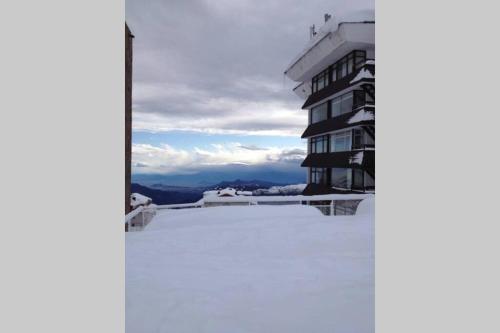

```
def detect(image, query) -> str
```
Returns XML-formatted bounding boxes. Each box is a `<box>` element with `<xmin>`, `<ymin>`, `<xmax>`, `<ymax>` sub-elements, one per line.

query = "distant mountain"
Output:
<box><xmin>132</xmin><ymin>164</ymin><xmax>306</xmax><ymax>187</ymax></box>
<box><xmin>210</xmin><ymin>179</ymin><xmax>285</xmax><ymax>191</ymax></box>
<box><xmin>131</xmin><ymin>179</ymin><xmax>306</xmax><ymax>205</ymax></box>
<box><xmin>131</xmin><ymin>183</ymin><xmax>203</xmax><ymax>205</ymax></box>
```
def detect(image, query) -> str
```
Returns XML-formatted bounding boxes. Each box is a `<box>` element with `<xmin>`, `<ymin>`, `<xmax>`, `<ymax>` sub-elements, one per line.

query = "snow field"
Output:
<box><xmin>127</xmin><ymin>200</ymin><xmax>374</xmax><ymax>333</ymax></box>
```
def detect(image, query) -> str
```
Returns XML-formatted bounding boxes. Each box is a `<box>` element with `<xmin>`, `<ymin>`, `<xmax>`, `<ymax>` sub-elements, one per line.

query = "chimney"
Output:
<box><xmin>324</xmin><ymin>13</ymin><xmax>331</xmax><ymax>23</ymax></box>
<box><xmin>309</xmin><ymin>24</ymin><xmax>316</xmax><ymax>39</ymax></box>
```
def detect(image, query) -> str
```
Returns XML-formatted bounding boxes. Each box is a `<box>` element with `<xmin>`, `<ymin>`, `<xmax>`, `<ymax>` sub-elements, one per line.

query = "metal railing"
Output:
<box><xmin>310</xmin><ymin>200</ymin><xmax>363</xmax><ymax>216</ymax></box>
<box><xmin>124</xmin><ymin>195</ymin><xmax>371</xmax><ymax>231</ymax></box>
<box><xmin>125</xmin><ymin>205</ymin><xmax>157</xmax><ymax>232</ymax></box>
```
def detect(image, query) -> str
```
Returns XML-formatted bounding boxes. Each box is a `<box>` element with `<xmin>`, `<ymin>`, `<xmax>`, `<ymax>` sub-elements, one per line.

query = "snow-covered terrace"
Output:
<box><xmin>126</xmin><ymin>197</ymin><xmax>374</xmax><ymax>332</ymax></box>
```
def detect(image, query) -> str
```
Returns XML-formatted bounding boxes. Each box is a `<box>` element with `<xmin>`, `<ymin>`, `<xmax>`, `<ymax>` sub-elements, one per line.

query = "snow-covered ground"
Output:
<box><xmin>126</xmin><ymin>198</ymin><xmax>374</xmax><ymax>333</ymax></box>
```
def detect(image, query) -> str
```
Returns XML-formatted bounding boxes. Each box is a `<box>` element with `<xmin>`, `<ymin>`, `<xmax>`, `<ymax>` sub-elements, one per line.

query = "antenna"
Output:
<box><xmin>309</xmin><ymin>24</ymin><xmax>316</xmax><ymax>39</ymax></box>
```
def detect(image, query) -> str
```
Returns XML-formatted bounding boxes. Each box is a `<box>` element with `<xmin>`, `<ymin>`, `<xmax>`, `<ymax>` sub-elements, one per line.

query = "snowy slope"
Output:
<box><xmin>126</xmin><ymin>200</ymin><xmax>374</xmax><ymax>333</ymax></box>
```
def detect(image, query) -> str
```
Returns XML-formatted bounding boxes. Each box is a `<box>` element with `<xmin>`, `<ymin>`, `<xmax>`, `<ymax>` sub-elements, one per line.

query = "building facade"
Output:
<box><xmin>284</xmin><ymin>13</ymin><xmax>375</xmax><ymax>195</ymax></box>
<box><xmin>125</xmin><ymin>23</ymin><xmax>134</xmax><ymax>214</ymax></box>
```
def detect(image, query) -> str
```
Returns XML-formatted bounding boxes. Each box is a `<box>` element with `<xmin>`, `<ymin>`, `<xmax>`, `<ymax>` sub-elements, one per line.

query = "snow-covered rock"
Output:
<box><xmin>130</xmin><ymin>193</ymin><xmax>152</xmax><ymax>208</ymax></box>
<box><xmin>253</xmin><ymin>184</ymin><xmax>307</xmax><ymax>195</ymax></box>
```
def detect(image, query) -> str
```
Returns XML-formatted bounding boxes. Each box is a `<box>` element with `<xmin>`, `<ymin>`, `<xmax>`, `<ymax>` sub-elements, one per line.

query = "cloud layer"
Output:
<box><xmin>132</xmin><ymin>142</ymin><xmax>306</xmax><ymax>174</ymax></box>
<box><xmin>126</xmin><ymin>0</ymin><xmax>373</xmax><ymax>136</ymax></box>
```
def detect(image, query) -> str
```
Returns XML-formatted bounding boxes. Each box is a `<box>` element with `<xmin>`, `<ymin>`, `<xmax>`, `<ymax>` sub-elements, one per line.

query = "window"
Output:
<box><xmin>331</xmin><ymin>92</ymin><xmax>353</xmax><ymax>118</ymax></box>
<box><xmin>365</xmin><ymin>172</ymin><xmax>375</xmax><ymax>188</ymax></box>
<box><xmin>311</xmin><ymin>51</ymin><xmax>367</xmax><ymax>91</ymax></box>
<box><xmin>353</xmin><ymin>90</ymin><xmax>365</xmax><ymax>109</ymax></box>
<box><xmin>352</xmin><ymin>128</ymin><xmax>364</xmax><ymax>150</ymax></box>
<box><xmin>330</xmin><ymin>50</ymin><xmax>367</xmax><ymax>84</ymax></box>
<box><xmin>311</xmin><ymin>168</ymin><xmax>328</xmax><ymax>185</ymax></box>
<box><xmin>347</xmin><ymin>53</ymin><xmax>354</xmax><ymax>75</ymax></box>
<box><xmin>312</xmin><ymin>68</ymin><xmax>329</xmax><ymax>93</ymax></box>
<box><xmin>310</xmin><ymin>135</ymin><xmax>329</xmax><ymax>153</ymax></box>
<box><xmin>310</xmin><ymin>102</ymin><xmax>328</xmax><ymax>124</ymax></box>
<box><xmin>366</xmin><ymin>89</ymin><xmax>375</xmax><ymax>104</ymax></box>
<box><xmin>331</xmin><ymin>130</ymin><xmax>351</xmax><ymax>152</ymax></box>
<box><xmin>341</xmin><ymin>93</ymin><xmax>353</xmax><ymax>114</ymax></box>
<box><xmin>331</xmin><ymin>168</ymin><xmax>352</xmax><ymax>189</ymax></box>
<box><xmin>354</xmin><ymin>50</ymin><xmax>367</xmax><ymax>69</ymax></box>
<box><xmin>352</xmin><ymin>169</ymin><xmax>364</xmax><ymax>189</ymax></box>
<box><xmin>352</xmin><ymin>128</ymin><xmax>374</xmax><ymax>149</ymax></box>
<box><xmin>337</xmin><ymin>58</ymin><xmax>347</xmax><ymax>78</ymax></box>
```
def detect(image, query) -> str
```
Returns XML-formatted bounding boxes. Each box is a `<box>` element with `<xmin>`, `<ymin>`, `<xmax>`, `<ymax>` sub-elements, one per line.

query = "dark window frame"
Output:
<box><xmin>311</xmin><ymin>50</ymin><xmax>368</xmax><ymax>94</ymax></box>
<box><xmin>352</xmin><ymin>168</ymin><xmax>364</xmax><ymax>190</ymax></box>
<box><xmin>311</xmin><ymin>68</ymin><xmax>329</xmax><ymax>93</ymax></box>
<box><xmin>330</xmin><ymin>91</ymin><xmax>354</xmax><ymax>118</ymax></box>
<box><xmin>310</xmin><ymin>135</ymin><xmax>330</xmax><ymax>153</ymax></box>
<box><xmin>310</xmin><ymin>167</ymin><xmax>329</xmax><ymax>185</ymax></box>
<box><xmin>310</xmin><ymin>101</ymin><xmax>329</xmax><ymax>124</ymax></box>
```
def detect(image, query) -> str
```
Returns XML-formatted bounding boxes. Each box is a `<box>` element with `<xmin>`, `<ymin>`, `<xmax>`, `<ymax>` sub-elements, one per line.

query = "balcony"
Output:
<box><xmin>301</xmin><ymin>150</ymin><xmax>374</xmax><ymax>175</ymax></box>
<box><xmin>302</xmin><ymin>63</ymin><xmax>374</xmax><ymax>110</ymax></box>
<box><xmin>302</xmin><ymin>105</ymin><xmax>374</xmax><ymax>138</ymax></box>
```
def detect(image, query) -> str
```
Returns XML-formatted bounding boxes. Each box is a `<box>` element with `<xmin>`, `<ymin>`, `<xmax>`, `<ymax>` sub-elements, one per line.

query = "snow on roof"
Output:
<box><xmin>286</xmin><ymin>9</ymin><xmax>375</xmax><ymax>71</ymax></box>
<box><xmin>203</xmin><ymin>188</ymin><xmax>253</xmax><ymax>199</ymax></box>
<box><xmin>130</xmin><ymin>193</ymin><xmax>152</xmax><ymax>208</ymax></box>
<box><xmin>218</xmin><ymin>188</ymin><xmax>237</xmax><ymax>197</ymax></box>
<box><xmin>347</xmin><ymin>109</ymin><xmax>375</xmax><ymax>124</ymax></box>
<box><xmin>350</xmin><ymin>67</ymin><xmax>374</xmax><ymax>84</ymax></box>
<box><xmin>265</xmin><ymin>184</ymin><xmax>307</xmax><ymax>194</ymax></box>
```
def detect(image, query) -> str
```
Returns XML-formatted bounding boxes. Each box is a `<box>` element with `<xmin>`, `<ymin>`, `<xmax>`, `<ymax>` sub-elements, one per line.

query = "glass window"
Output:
<box><xmin>347</xmin><ymin>54</ymin><xmax>354</xmax><ymax>75</ymax></box>
<box><xmin>312</xmin><ymin>69</ymin><xmax>329</xmax><ymax>93</ymax></box>
<box><xmin>331</xmin><ymin>130</ymin><xmax>351</xmax><ymax>152</ymax></box>
<box><xmin>310</xmin><ymin>102</ymin><xmax>328</xmax><ymax>124</ymax></box>
<box><xmin>352</xmin><ymin>128</ymin><xmax>364</xmax><ymax>150</ymax></box>
<box><xmin>366</xmin><ymin>89</ymin><xmax>375</xmax><ymax>104</ymax></box>
<box><xmin>353</xmin><ymin>90</ymin><xmax>366</xmax><ymax>109</ymax></box>
<box><xmin>337</xmin><ymin>61</ymin><xmax>345</xmax><ymax>80</ymax></box>
<box><xmin>311</xmin><ymin>168</ymin><xmax>328</xmax><ymax>185</ymax></box>
<box><xmin>317</xmin><ymin>77</ymin><xmax>325</xmax><ymax>91</ymax></box>
<box><xmin>365</xmin><ymin>130</ymin><xmax>375</xmax><ymax>145</ymax></box>
<box><xmin>352</xmin><ymin>169</ymin><xmax>364</xmax><ymax>189</ymax></box>
<box><xmin>331</xmin><ymin>168</ymin><xmax>351</xmax><ymax>189</ymax></box>
<box><xmin>331</xmin><ymin>97</ymin><xmax>342</xmax><ymax>117</ymax></box>
<box><xmin>354</xmin><ymin>50</ymin><xmax>367</xmax><ymax>69</ymax></box>
<box><xmin>341</xmin><ymin>93</ymin><xmax>353</xmax><ymax>114</ymax></box>
<box><xmin>331</xmin><ymin>92</ymin><xmax>354</xmax><ymax>118</ymax></box>
<box><xmin>310</xmin><ymin>135</ymin><xmax>329</xmax><ymax>153</ymax></box>
<box><xmin>364</xmin><ymin>172</ymin><xmax>375</xmax><ymax>187</ymax></box>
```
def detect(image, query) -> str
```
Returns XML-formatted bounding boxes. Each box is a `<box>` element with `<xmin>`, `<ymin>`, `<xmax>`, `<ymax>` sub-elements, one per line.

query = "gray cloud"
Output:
<box><xmin>126</xmin><ymin>0</ymin><xmax>373</xmax><ymax>135</ymax></box>
<box><xmin>238</xmin><ymin>145</ymin><xmax>269</xmax><ymax>151</ymax></box>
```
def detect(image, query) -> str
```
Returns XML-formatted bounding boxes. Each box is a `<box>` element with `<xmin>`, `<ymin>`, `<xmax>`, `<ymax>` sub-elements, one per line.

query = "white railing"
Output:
<box><xmin>156</xmin><ymin>202</ymin><xmax>203</xmax><ymax>210</ymax></box>
<box><xmin>125</xmin><ymin>205</ymin><xmax>157</xmax><ymax>231</ymax></box>
<box><xmin>124</xmin><ymin>194</ymin><xmax>372</xmax><ymax>231</ymax></box>
<box><xmin>155</xmin><ymin>194</ymin><xmax>369</xmax><ymax>216</ymax></box>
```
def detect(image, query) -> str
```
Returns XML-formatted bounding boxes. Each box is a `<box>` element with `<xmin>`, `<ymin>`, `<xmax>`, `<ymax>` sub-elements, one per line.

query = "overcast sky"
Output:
<box><xmin>126</xmin><ymin>0</ymin><xmax>373</xmax><ymax>176</ymax></box>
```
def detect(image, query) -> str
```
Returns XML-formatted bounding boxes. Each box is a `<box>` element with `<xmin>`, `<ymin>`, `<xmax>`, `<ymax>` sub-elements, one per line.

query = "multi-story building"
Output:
<box><xmin>284</xmin><ymin>12</ymin><xmax>375</xmax><ymax>195</ymax></box>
